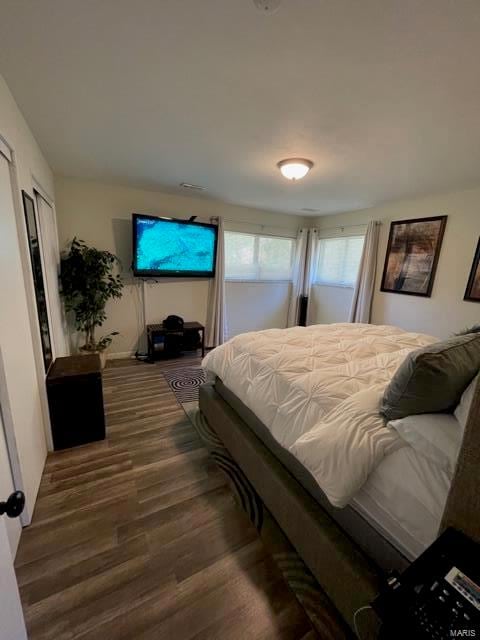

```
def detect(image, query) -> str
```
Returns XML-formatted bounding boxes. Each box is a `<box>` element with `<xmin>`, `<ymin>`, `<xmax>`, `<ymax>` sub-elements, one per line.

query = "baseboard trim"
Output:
<box><xmin>106</xmin><ymin>351</ymin><xmax>136</xmax><ymax>360</ymax></box>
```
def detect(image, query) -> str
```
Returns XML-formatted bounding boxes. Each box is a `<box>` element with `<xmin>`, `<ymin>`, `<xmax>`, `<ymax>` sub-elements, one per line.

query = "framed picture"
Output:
<box><xmin>464</xmin><ymin>237</ymin><xmax>480</xmax><ymax>303</ymax></box>
<box><xmin>22</xmin><ymin>190</ymin><xmax>53</xmax><ymax>371</ymax></box>
<box><xmin>380</xmin><ymin>216</ymin><xmax>447</xmax><ymax>297</ymax></box>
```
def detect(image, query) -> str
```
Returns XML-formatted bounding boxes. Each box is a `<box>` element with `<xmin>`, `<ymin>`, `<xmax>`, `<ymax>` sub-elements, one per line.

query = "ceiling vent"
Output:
<box><xmin>180</xmin><ymin>182</ymin><xmax>207</xmax><ymax>192</ymax></box>
<box><xmin>253</xmin><ymin>0</ymin><xmax>282</xmax><ymax>14</ymax></box>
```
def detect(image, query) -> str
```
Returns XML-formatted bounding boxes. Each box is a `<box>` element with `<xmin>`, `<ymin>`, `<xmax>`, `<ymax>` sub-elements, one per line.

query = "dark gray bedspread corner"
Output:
<box><xmin>198</xmin><ymin>381</ymin><xmax>383</xmax><ymax>631</ymax></box>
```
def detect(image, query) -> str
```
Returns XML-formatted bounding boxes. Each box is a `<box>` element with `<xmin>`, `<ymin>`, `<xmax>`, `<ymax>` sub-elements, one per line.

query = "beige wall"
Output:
<box><xmin>55</xmin><ymin>176</ymin><xmax>304</xmax><ymax>355</ymax></box>
<box><xmin>225</xmin><ymin>281</ymin><xmax>291</xmax><ymax>339</ymax></box>
<box><xmin>310</xmin><ymin>283</ymin><xmax>353</xmax><ymax>326</ymax></box>
<box><xmin>0</xmin><ymin>74</ymin><xmax>55</xmax><ymax>546</ymax></box>
<box><xmin>312</xmin><ymin>186</ymin><xmax>480</xmax><ymax>337</ymax></box>
<box><xmin>56</xmin><ymin>177</ymin><xmax>480</xmax><ymax>349</ymax></box>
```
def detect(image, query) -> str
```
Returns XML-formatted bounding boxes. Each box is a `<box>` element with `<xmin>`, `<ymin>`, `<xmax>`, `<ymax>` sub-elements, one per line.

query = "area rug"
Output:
<box><xmin>163</xmin><ymin>366</ymin><xmax>206</xmax><ymax>403</ymax></box>
<box><xmin>167</xmin><ymin>364</ymin><xmax>351</xmax><ymax>640</ymax></box>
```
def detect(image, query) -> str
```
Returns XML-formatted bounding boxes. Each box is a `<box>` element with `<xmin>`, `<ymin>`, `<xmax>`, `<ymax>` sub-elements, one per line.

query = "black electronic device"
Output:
<box><xmin>132</xmin><ymin>214</ymin><xmax>218</xmax><ymax>278</ymax></box>
<box><xmin>163</xmin><ymin>315</ymin><xmax>184</xmax><ymax>331</ymax></box>
<box><xmin>298</xmin><ymin>295</ymin><xmax>308</xmax><ymax>326</ymax></box>
<box><xmin>373</xmin><ymin>528</ymin><xmax>480</xmax><ymax>639</ymax></box>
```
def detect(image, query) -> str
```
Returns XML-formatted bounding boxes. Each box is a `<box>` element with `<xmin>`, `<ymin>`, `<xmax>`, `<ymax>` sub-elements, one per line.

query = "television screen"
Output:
<box><xmin>132</xmin><ymin>214</ymin><xmax>218</xmax><ymax>277</ymax></box>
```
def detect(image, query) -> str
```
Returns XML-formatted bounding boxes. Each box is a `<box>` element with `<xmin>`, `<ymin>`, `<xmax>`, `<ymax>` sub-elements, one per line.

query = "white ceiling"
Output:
<box><xmin>1</xmin><ymin>0</ymin><xmax>480</xmax><ymax>215</ymax></box>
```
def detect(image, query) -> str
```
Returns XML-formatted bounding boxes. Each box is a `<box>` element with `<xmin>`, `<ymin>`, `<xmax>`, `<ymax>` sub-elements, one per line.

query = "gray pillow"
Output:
<box><xmin>381</xmin><ymin>333</ymin><xmax>480</xmax><ymax>421</ymax></box>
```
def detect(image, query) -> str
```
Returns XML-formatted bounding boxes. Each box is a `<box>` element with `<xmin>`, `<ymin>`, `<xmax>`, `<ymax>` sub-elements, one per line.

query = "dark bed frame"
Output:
<box><xmin>199</xmin><ymin>376</ymin><xmax>480</xmax><ymax>634</ymax></box>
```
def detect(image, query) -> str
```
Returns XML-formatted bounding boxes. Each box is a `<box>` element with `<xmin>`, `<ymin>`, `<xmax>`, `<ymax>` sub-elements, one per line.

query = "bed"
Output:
<box><xmin>198</xmin><ymin>323</ymin><xmax>480</xmax><ymax>631</ymax></box>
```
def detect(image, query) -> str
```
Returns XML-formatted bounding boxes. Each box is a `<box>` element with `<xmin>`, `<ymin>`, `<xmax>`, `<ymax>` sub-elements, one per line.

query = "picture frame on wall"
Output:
<box><xmin>380</xmin><ymin>215</ymin><xmax>447</xmax><ymax>297</ymax></box>
<box><xmin>22</xmin><ymin>190</ymin><xmax>53</xmax><ymax>371</ymax></box>
<box><xmin>464</xmin><ymin>237</ymin><xmax>480</xmax><ymax>303</ymax></box>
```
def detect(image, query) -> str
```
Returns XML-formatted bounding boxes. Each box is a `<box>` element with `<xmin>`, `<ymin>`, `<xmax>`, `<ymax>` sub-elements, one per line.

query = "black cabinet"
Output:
<box><xmin>146</xmin><ymin>322</ymin><xmax>205</xmax><ymax>361</ymax></box>
<box><xmin>46</xmin><ymin>355</ymin><xmax>106</xmax><ymax>450</ymax></box>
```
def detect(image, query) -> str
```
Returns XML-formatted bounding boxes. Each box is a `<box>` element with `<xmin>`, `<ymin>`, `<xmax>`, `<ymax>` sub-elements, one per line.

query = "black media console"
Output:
<box><xmin>146</xmin><ymin>321</ymin><xmax>205</xmax><ymax>361</ymax></box>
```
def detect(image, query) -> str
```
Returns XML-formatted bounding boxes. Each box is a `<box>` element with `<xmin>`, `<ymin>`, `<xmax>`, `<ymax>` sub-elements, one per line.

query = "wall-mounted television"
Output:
<box><xmin>132</xmin><ymin>214</ymin><xmax>218</xmax><ymax>278</ymax></box>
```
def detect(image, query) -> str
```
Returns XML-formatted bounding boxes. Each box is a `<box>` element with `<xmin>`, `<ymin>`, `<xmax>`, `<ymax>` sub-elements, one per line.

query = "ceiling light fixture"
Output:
<box><xmin>277</xmin><ymin>158</ymin><xmax>314</xmax><ymax>181</ymax></box>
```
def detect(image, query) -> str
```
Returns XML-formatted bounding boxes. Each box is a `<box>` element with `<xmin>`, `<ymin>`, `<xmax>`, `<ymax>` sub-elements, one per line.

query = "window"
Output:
<box><xmin>225</xmin><ymin>231</ymin><xmax>295</xmax><ymax>281</ymax></box>
<box><xmin>315</xmin><ymin>235</ymin><xmax>364</xmax><ymax>287</ymax></box>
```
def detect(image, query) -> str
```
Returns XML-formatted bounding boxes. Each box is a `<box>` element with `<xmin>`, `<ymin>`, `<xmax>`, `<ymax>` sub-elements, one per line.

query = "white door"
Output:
<box><xmin>0</xmin><ymin>143</ymin><xmax>29</xmax><ymax>639</ymax></box>
<box><xmin>0</xmin><ymin>405</ymin><xmax>21</xmax><ymax>554</ymax></box>
<box><xmin>0</xmin><ymin>407</ymin><xmax>27</xmax><ymax>640</ymax></box>
<box><xmin>35</xmin><ymin>192</ymin><xmax>68</xmax><ymax>358</ymax></box>
<box><xmin>0</xmin><ymin>147</ymin><xmax>47</xmax><ymax>519</ymax></box>
<box><xmin>0</xmin><ymin>515</ymin><xmax>27</xmax><ymax>640</ymax></box>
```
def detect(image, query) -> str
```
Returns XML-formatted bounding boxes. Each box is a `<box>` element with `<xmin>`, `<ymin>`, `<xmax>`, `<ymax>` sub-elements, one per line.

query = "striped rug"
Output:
<box><xmin>163</xmin><ymin>366</ymin><xmax>206</xmax><ymax>403</ymax></box>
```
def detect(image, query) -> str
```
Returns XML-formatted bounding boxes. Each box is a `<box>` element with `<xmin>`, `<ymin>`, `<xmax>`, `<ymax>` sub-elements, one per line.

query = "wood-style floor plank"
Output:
<box><xmin>15</xmin><ymin>355</ymin><xmax>318</xmax><ymax>639</ymax></box>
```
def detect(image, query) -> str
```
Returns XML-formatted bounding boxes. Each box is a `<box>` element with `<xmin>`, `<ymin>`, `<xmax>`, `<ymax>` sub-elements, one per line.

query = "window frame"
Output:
<box><xmin>224</xmin><ymin>230</ymin><xmax>296</xmax><ymax>283</ymax></box>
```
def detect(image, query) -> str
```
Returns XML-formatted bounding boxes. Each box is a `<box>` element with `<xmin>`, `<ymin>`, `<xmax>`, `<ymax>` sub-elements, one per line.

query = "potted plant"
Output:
<box><xmin>60</xmin><ymin>238</ymin><xmax>123</xmax><ymax>367</ymax></box>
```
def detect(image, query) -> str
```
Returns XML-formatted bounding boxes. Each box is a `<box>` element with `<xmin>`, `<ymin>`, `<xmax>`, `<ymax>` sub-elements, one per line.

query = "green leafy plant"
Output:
<box><xmin>60</xmin><ymin>238</ymin><xmax>123</xmax><ymax>352</ymax></box>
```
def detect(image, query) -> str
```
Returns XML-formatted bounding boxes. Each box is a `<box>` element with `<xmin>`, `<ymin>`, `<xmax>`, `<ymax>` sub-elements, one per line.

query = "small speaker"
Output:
<box><xmin>298</xmin><ymin>295</ymin><xmax>308</xmax><ymax>327</ymax></box>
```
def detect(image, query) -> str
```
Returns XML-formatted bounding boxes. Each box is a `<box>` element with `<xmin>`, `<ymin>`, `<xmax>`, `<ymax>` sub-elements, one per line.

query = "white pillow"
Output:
<box><xmin>388</xmin><ymin>414</ymin><xmax>462</xmax><ymax>476</ymax></box>
<box><xmin>454</xmin><ymin>374</ymin><xmax>478</xmax><ymax>433</ymax></box>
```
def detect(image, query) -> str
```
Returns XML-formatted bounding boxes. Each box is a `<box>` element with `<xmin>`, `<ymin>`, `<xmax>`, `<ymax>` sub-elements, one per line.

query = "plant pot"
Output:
<box><xmin>79</xmin><ymin>349</ymin><xmax>107</xmax><ymax>369</ymax></box>
<box><xmin>98</xmin><ymin>351</ymin><xmax>107</xmax><ymax>369</ymax></box>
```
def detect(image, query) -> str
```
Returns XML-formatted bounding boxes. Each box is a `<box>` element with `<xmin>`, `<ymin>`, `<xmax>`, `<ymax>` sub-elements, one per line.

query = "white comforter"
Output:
<box><xmin>202</xmin><ymin>323</ymin><xmax>437</xmax><ymax>507</ymax></box>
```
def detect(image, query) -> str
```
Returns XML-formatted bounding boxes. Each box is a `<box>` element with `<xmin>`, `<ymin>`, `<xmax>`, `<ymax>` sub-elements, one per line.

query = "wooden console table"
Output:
<box><xmin>146</xmin><ymin>321</ymin><xmax>205</xmax><ymax>361</ymax></box>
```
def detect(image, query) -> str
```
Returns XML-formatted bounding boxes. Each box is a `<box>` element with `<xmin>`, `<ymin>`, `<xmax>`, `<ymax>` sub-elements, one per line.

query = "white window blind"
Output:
<box><xmin>315</xmin><ymin>235</ymin><xmax>365</xmax><ymax>287</ymax></box>
<box><xmin>225</xmin><ymin>231</ymin><xmax>295</xmax><ymax>281</ymax></box>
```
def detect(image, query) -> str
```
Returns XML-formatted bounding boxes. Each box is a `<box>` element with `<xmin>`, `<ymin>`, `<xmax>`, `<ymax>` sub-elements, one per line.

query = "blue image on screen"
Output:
<box><xmin>136</xmin><ymin>218</ymin><xmax>216</xmax><ymax>274</ymax></box>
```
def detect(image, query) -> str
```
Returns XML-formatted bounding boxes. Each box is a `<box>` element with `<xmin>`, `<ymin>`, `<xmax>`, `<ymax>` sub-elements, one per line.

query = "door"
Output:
<box><xmin>0</xmin><ymin>395</ymin><xmax>27</xmax><ymax>639</ymax></box>
<box><xmin>0</xmin><ymin>514</ymin><xmax>27</xmax><ymax>640</ymax></box>
<box><xmin>34</xmin><ymin>191</ymin><xmax>68</xmax><ymax>358</ymax></box>
<box><xmin>0</xmin><ymin>405</ymin><xmax>21</xmax><ymax>554</ymax></box>
<box><xmin>0</xmin><ymin>146</ymin><xmax>48</xmax><ymax>521</ymax></box>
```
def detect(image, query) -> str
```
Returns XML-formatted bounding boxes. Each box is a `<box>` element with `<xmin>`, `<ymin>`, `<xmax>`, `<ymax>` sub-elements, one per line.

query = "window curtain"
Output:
<box><xmin>286</xmin><ymin>228</ymin><xmax>308</xmax><ymax>327</ymax></box>
<box><xmin>304</xmin><ymin>228</ymin><xmax>320</xmax><ymax>325</ymax></box>
<box><xmin>349</xmin><ymin>220</ymin><xmax>380</xmax><ymax>323</ymax></box>
<box><xmin>206</xmin><ymin>216</ymin><xmax>226</xmax><ymax>348</ymax></box>
<box><xmin>287</xmin><ymin>228</ymin><xmax>319</xmax><ymax>327</ymax></box>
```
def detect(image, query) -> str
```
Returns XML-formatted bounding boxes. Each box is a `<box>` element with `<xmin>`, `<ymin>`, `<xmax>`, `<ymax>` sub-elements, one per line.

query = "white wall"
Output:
<box><xmin>312</xmin><ymin>186</ymin><xmax>480</xmax><ymax>337</ymax></box>
<box><xmin>55</xmin><ymin>176</ymin><xmax>304</xmax><ymax>355</ymax></box>
<box><xmin>310</xmin><ymin>284</ymin><xmax>354</xmax><ymax>325</ymax></box>
<box><xmin>0</xmin><ymin>74</ymin><xmax>55</xmax><ymax>536</ymax></box>
<box><xmin>225</xmin><ymin>282</ymin><xmax>291</xmax><ymax>339</ymax></box>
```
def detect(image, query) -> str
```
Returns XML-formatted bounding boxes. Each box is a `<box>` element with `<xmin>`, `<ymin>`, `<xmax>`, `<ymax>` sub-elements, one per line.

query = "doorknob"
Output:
<box><xmin>0</xmin><ymin>491</ymin><xmax>25</xmax><ymax>518</ymax></box>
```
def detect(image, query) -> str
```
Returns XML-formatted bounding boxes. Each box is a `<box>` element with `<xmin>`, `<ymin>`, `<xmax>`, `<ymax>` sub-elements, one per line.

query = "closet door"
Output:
<box><xmin>0</xmin><ymin>387</ymin><xmax>26</xmax><ymax>638</ymax></box>
<box><xmin>0</xmin><ymin>399</ymin><xmax>21</xmax><ymax>554</ymax></box>
<box><xmin>0</xmin><ymin>147</ymin><xmax>47</xmax><ymax>521</ymax></box>
<box><xmin>0</xmin><ymin>511</ymin><xmax>27</xmax><ymax>640</ymax></box>
<box><xmin>35</xmin><ymin>192</ymin><xmax>68</xmax><ymax>357</ymax></box>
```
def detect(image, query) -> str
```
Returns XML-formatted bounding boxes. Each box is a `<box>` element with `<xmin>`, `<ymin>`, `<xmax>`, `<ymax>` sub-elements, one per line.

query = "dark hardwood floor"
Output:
<box><xmin>15</xmin><ymin>355</ymin><xmax>317</xmax><ymax>639</ymax></box>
